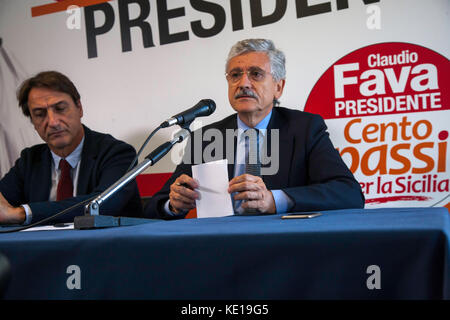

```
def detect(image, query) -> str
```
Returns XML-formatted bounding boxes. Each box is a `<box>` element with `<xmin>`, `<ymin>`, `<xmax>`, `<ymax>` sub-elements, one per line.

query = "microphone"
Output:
<box><xmin>160</xmin><ymin>99</ymin><xmax>216</xmax><ymax>128</ymax></box>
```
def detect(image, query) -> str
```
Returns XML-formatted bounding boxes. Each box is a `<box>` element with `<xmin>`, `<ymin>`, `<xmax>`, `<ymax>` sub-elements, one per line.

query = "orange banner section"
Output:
<box><xmin>31</xmin><ymin>0</ymin><xmax>112</xmax><ymax>17</ymax></box>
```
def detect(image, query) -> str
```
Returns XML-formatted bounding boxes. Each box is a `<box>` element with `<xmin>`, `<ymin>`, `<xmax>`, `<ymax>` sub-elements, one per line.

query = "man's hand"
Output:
<box><xmin>228</xmin><ymin>174</ymin><xmax>276</xmax><ymax>214</ymax></box>
<box><xmin>0</xmin><ymin>193</ymin><xmax>26</xmax><ymax>225</ymax></box>
<box><xmin>169</xmin><ymin>174</ymin><xmax>199</xmax><ymax>214</ymax></box>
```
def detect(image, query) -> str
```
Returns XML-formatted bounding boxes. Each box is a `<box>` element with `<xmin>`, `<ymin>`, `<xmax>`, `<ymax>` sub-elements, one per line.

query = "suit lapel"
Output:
<box><xmin>30</xmin><ymin>148</ymin><xmax>52</xmax><ymax>202</ymax></box>
<box><xmin>76</xmin><ymin>126</ymin><xmax>96</xmax><ymax>195</ymax></box>
<box><xmin>223</xmin><ymin>115</ymin><xmax>237</xmax><ymax>181</ymax></box>
<box><xmin>262</xmin><ymin>108</ymin><xmax>293</xmax><ymax>190</ymax></box>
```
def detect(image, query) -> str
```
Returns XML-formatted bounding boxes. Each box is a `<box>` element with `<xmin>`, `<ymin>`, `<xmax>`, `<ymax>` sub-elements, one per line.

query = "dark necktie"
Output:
<box><xmin>245</xmin><ymin>129</ymin><xmax>261</xmax><ymax>177</ymax></box>
<box><xmin>56</xmin><ymin>159</ymin><xmax>73</xmax><ymax>201</ymax></box>
<box><xmin>244</xmin><ymin>129</ymin><xmax>261</xmax><ymax>214</ymax></box>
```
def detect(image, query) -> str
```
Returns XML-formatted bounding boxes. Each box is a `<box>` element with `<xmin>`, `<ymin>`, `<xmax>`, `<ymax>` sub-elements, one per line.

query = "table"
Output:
<box><xmin>0</xmin><ymin>207</ymin><xmax>449</xmax><ymax>300</ymax></box>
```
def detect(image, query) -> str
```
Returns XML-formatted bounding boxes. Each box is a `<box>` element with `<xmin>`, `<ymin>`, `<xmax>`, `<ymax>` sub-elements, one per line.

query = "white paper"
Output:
<box><xmin>21</xmin><ymin>222</ymin><xmax>74</xmax><ymax>232</ymax></box>
<box><xmin>191</xmin><ymin>159</ymin><xmax>234</xmax><ymax>218</ymax></box>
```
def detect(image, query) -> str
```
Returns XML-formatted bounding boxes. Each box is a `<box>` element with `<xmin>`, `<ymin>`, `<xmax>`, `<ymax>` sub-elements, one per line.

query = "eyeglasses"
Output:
<box><xmin>225</xmin><ymin>67</ymin><xmax>268</xmax><ymax>83</ymax></box>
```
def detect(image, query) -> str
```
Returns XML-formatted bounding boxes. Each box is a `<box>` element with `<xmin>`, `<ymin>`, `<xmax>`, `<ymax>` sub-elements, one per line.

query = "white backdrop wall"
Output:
<box><xmin>0</xmin><ymin>0</ymin><xmax>449</xmax><ymax>207</ymax></box>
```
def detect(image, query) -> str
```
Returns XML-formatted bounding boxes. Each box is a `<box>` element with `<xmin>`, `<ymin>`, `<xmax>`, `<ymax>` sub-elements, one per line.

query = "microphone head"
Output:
<box><xmin>200</xmin><ymin>99</ymin><xmax>216</xmax><ymax>114</ymax></box>
<box><xmin>161</xmin><ymin>99</ymin><xmax>217</xmax><ymax>128</ymax></box>
<box><xmin>181</xmin><ymin>99</ymin><xmax>215</xmax><ymax>125</ymax></box>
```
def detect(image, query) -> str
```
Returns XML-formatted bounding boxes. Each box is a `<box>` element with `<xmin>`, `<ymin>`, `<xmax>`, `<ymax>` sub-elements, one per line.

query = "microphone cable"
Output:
<box><xmin>126</xmin><ymin>125</ymin><xmax>162</xmax><ymax>172</ymax></box>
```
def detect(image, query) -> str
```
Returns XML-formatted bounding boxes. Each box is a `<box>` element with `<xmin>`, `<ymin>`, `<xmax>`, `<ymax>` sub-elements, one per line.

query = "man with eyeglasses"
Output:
<box><xmin>0</xmin><ymin>71</ymin><xmax>143</xmax><ymax>225</ymax></box>
<box><xmin>145</xmin><ymin>38</ymin><xmax>364</xmax><ymax>219</ymax></box>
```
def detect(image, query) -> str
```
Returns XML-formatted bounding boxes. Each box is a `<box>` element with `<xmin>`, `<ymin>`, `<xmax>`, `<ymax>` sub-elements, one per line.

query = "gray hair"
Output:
<box><xmin>226</xmin><ymin>39</ymin><xmax>286</xmax><ymax>82</ymax></box>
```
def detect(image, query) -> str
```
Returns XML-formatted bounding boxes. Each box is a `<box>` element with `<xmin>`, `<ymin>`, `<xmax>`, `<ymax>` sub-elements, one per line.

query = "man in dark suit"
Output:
<box><xmin>0</xmin><ymin>71</ymin><xmax>142</xmax><ymax>225</ymax></box>
<box><xmin>145</xmin><ymin>39</ymin><xmax>364</xmax><ymax>219</ymax></box>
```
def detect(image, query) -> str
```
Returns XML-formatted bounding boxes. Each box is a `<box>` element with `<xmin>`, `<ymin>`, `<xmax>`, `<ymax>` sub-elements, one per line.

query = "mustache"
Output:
<box><xmin>234</xmin><ymin>88</ymin><xmax>257</xmax><ymax>99</ymax></box>
<box><xmin>47</xmin><ymin>128</ymin><xmax>65</xmax><ymax>136</ymax></box>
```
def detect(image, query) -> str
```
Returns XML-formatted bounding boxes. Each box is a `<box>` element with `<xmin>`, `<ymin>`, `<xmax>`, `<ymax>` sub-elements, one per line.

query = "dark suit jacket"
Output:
<box><xmin>0</xmin><ymin>125</ymin><xmax>143</xmax><ymax>224</ymax></box>
<box><xmin>144</xmin><ymin>107</ymin><xmax>364</xmax><ymax>219</ymax></box>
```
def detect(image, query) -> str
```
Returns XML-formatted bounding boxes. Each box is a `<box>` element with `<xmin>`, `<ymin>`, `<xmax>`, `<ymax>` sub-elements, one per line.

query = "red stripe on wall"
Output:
<box><xmin>365</xmin><ymin>196</ymin><xmax>430</xmax><ymax>204</ymax></box>
<box><xmin>31</xmin><ymin>0</ymin><xmax>112</xmax><ymax>17</ymax></box>
<box><xmin>136</xmin><ymin>173</ymin><xmax>172</xmax><ymax>197</ymax></box>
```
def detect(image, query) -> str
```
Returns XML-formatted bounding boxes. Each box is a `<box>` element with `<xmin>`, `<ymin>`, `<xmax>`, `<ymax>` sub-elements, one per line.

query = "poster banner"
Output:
<box><xmin>305</xmin><ymin>42</ymin><xmax>449</xmax><ymax>208</ymax></box>
<box><xmin>0</xmin><ymin>0</ymin><xmax>449</xmax><ymax>208</ymax></box>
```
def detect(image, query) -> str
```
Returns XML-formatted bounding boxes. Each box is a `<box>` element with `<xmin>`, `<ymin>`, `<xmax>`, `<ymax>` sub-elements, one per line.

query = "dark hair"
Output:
<box><xmin>17</xmin><ymin>71</ymin><xmax>81</xmax><ymax>118</ymax></box>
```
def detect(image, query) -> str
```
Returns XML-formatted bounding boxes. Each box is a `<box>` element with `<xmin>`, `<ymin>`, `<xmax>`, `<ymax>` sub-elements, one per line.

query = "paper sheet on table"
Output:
<box><xmin>191</xmin><ymin>159</ymin><xmax>234</xmax><ymax>218</ymax></box>
<box><xmin>21</xmin><ymin>223</ymin><xmax>74</xmax><ymax>232</ymax></box>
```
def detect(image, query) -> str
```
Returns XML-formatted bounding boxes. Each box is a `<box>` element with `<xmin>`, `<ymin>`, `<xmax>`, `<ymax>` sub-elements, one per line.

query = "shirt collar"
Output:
<box><xmin>236</xmin><ymin>109</ymin><xmax>272</xmax><ymax>133</ymax></box>
<box><xmin>51</xmin><ymin>136</ymin><xmax>85</xmax><ymax>170</ymax></box>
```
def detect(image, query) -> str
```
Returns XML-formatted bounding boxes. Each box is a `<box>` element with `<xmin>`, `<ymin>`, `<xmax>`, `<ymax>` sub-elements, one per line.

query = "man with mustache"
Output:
<box><xmin>145</xmin><ymin>39</ymin><xmax>364</xmax><ymax>219</ymax></box>
<box><xmin>0</xmin><ymin>71</ymin><xmax>143</xmax><ymax>225</ymax></box>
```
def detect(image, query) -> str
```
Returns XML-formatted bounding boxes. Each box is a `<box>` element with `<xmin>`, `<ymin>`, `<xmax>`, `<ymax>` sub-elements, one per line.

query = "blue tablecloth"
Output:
<box><xmin>0</xmin><ymin>207</ymin><xmax>449</xmax><ymax>299</ymax></box>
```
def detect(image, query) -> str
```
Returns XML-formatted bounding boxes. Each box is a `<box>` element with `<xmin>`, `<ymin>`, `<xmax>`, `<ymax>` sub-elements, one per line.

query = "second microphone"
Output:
<box><xmin>160</xmin><ymin>99</ymin><xmax>216</xmax><ymax>128</ymax></box>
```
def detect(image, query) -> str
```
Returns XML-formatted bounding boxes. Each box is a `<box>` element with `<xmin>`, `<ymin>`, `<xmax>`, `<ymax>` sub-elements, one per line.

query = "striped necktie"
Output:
<box><xmin>244</xmin><ymin>129</ymin><xmax>261</xmax><ymax>214</ymax></box>
<box><xmin>245</xmin><ymin>128</ymin><xmax>261</xmax><ymax>177</ymax></box>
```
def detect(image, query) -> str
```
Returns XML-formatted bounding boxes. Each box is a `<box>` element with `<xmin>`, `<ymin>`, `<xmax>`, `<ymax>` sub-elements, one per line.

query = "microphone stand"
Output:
<box><xmin>74</xmin><ymin>128</ymin><xmax>191</xmax><ymax>229</ymax></box>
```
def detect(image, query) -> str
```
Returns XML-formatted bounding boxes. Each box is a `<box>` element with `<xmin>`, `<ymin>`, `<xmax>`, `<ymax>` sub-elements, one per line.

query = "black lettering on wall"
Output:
<box><xmin>296</xmin><ymin>0</ymin><xmax>331</xmax><ymax>18</ymax></box>
<box><xmin>157</xmin><ymin>0</ymin><xmax>189</xmax><ymax>45</ymax></box>
<box><xmin>230</xmin><ymin>0</ymin><xmax>244</xmax><ymax>31</ymax></box>
<box><xmin>119</xmin><ymin>0</ymin><xmax>154</xmax><ymax>52</ymax></box>
<box><xmin>83</xmin><ymin>0</ymin><xmax>383</xmax><ymax>58</ymax></box>
<box><xmin>85</xmin><ymin>3</ymin><xmax>115</xmax><ymax>59</ymax></box>
<box><xmin>337</xmin><ymin>0</ymin><xmax>381</xmax><ymax>10</ymax></box>
<box><xmin>190</xmin><ymin>0</ymin><xmax>226</xmax><ymax>38</ymax></box>
<box><xmin>251</xmin><ymin>0</ymin><xmax>287</xmax><ymax>27</ymax></box>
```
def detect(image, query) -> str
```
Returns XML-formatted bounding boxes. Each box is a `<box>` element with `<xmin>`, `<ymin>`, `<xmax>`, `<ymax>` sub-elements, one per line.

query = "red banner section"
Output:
<box><xmin>136</xmin><ymin>172</ymin><xmax>171</xmax><ymax>198</ymax></box>
<box><xmin>305</xmin><ymin>42</ymin><xmax>449</xmax><ymax>120</ymax></box>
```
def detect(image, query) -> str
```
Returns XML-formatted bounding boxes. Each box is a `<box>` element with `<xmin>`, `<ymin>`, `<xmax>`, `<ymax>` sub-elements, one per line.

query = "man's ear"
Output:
<box><xmin>76</xmin><ymin>100</ymin><xmax>83</xmax><ymax>118</ymax></box>
<box><xmin>274</xmin><ymin>79</ymin><xmax>285</xmax><ymax>100</ymax></box>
